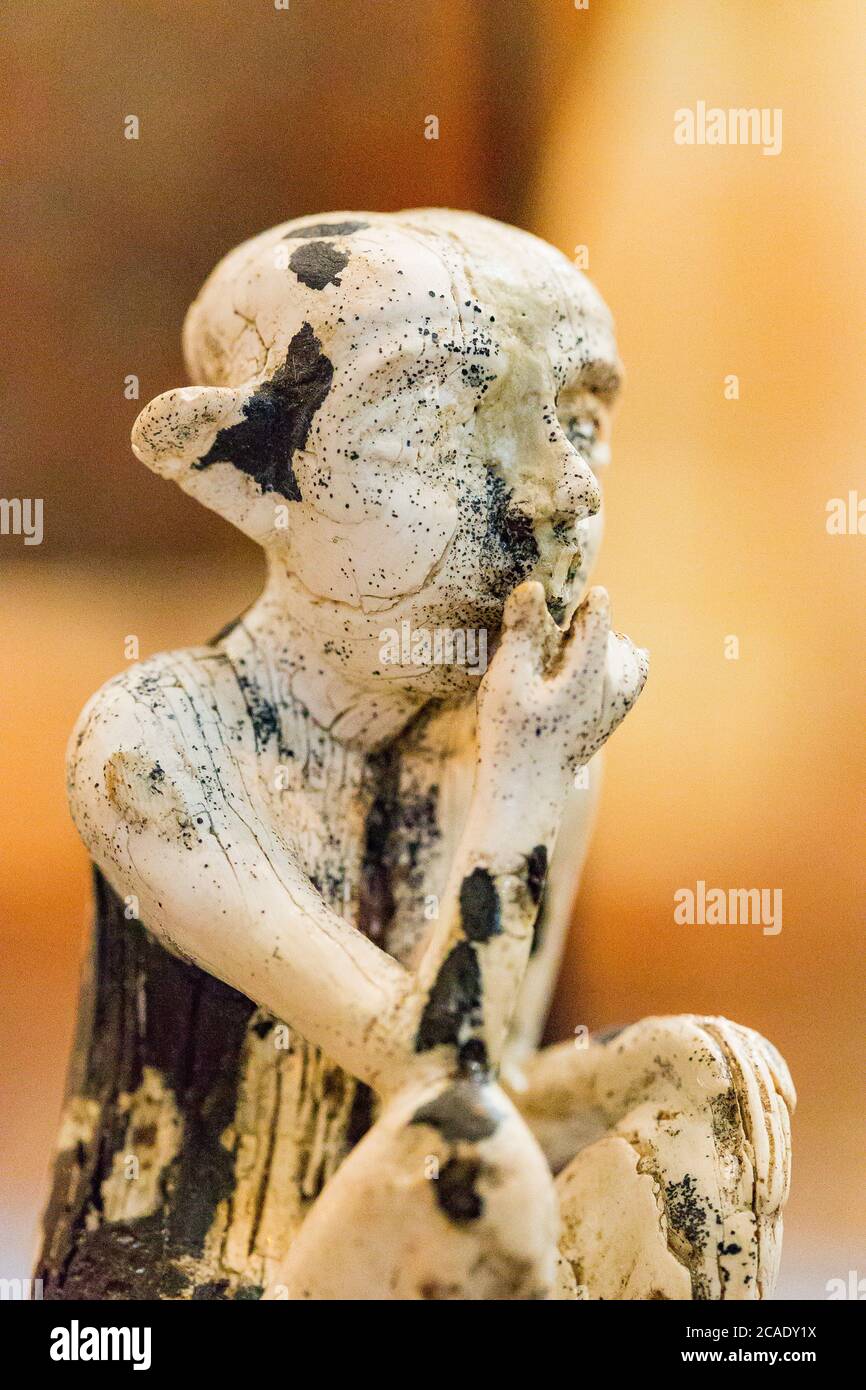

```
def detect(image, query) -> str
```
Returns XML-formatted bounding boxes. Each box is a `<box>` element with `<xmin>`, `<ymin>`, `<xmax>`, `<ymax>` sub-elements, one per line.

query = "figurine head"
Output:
<box><xmin>132</xmin><ymin>210</ymin><xmax>621</xmax><ymax>697</ymax></box>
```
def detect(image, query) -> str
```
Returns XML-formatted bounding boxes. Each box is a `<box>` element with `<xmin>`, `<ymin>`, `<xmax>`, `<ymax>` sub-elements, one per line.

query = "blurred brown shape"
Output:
<box><xmin>1</xmin><ymin>0</ymin><xmax>543</xmax><ymax>557</ymax></box>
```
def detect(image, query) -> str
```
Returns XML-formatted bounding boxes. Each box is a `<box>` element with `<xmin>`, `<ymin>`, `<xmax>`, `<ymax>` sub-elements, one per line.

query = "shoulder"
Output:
<box><xmin>67</xmin><ymin>644</ymin><xmax>309</xmax><ymax>837</ymax></box>
<box><xmin>68</xmin><ymin>647</ymin><xmax>225</xmax><ymax>767</ymax></box>
<box><xmin>67</xmin><ymin>648</ymin><xmax>242</xmax><ymax>843</ymax></box>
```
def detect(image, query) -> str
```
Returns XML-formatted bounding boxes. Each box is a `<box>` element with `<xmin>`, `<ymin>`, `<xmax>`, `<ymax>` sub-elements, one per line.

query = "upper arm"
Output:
<box><xmin>67</xmin><ymin>652</ymin><xmax>410</xmax><ymax>1088</ymax></box>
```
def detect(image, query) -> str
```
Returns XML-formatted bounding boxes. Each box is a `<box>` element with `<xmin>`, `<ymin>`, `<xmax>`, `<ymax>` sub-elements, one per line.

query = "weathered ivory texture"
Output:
<box><xmin>55</xmin><ymin>211</ymin><xmax>793</xmax><ymax>1299</ymax></box>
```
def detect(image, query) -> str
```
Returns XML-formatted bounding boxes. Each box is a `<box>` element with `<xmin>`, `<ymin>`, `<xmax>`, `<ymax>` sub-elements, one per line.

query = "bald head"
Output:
<box><xmin>132</xmin><ymin>210</ymin><xmax>620</xmax><ymax>693</ymax></box>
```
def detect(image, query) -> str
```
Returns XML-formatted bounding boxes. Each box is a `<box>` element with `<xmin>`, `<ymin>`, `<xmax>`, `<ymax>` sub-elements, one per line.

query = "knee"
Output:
<box><xmin>596</xmin><ymin>1014</ymin><xmax>795</xmax><ymax>1125</ymax></box>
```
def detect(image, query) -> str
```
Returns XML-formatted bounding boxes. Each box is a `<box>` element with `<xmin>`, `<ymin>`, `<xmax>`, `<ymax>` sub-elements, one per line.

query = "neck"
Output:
<box><xmin>237</xmin><ymin>561</ymin><xmax>431</xmax><ymax>752</ymax></box>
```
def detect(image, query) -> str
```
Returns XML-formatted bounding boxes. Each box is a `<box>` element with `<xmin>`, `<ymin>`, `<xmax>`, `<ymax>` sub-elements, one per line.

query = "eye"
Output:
<box><xmin>556</xmin><ymin>395</ymin><xmax>610</xmax><ymax>472</ymax></box>
<box><xmin>562</xmin><ymin>412</ymin><xmax>599</xmax><ymax>452</ymax></box>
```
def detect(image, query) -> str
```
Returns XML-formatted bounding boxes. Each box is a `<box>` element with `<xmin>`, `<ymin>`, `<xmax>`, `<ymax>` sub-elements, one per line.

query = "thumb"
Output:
<box><xmin>599</xmin><ymin>632</ymin><xmax>649</xmax><ymax>737</ymax></box>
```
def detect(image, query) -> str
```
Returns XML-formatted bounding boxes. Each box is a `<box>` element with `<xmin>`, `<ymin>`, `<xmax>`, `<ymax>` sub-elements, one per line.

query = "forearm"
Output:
<box><xmin>503</xmin><ymin>767</ymin><xmax>602</xmax><ymax>1078</ymax></box>
<box><xmin>398</xmin><ymin>766</ymin><xmax>565</xmax><ymax>1073</ymax></box>
<box><xmin>395</xmin><ymin>583</ymin><xmax>643</xmax><ymax>1074</ymax></box>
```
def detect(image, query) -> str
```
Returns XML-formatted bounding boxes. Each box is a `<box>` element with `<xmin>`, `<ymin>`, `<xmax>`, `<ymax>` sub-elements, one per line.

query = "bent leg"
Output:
<box><xmin>268</xmin><ymin>1072</ymin><xmax>559</xmax><ymax>1300</ymax></box>
<box><xmin>511</xmin><ymin>1015</ymin><xmax>795</xmax><ymax>1300</ymax></box>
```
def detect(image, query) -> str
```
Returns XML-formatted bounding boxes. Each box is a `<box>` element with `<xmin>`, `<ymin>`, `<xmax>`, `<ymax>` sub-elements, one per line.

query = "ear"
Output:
<box><xmin>131</xmin><ymin>386</ymin><xmax>240</xmax><ymax>480</ymax></box>
<box><xmin>131</xmin><ymin>385</ymin><xmax>293</xmax><ymax>545</ymax></box>
<box><xmin>132</xmin><ymin>321</ymin><xmax>335</xmax><ymax>543</ymax></box>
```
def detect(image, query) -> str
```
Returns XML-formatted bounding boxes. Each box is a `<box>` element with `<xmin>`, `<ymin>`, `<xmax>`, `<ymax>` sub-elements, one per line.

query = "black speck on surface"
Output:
<box><xmin>358</xmin><ymin>748</ymin><xmax>399</xmax><ymax>946</ymax></box>
<box><xmin>289</xmin><ymin>241</ymin><xmax>349</xmax><ymax>290</ymax></box>
<box><xmin>193</xmin><ymin>323</ymin><xmax>332</xmax><ymax>501</ymax></box>
<box><xmin>526</xmin><ymin>845</ymin><xmax>548</xmax><ymax>905</ymax></box>
<box><xmin>435</xmin><ymin>1156</ymin><xmax>484</xmax><ymax>1223</ymax></box>
<box><xmin>415</xmin><ymin>941</ymin><xmax>482</xmax><ymax>1052</ymax></box>
<box><xmin>459</xmin><ymin>867</ymin><xmax>501</xmax><ymax>942</ymax></box>
<box><xmin>483</xmin><ymin>468</ymin><xmax>540</xmax><ymax>598</ymax></box>
<box><xmin>527</xmin><ymin>844</ymin><xmax>549</xmax><ymax>957</ymax></box>
<box><xmin>284</xmin><ymin>220</ymin><xmax>369</xmax><ymax>239</ymax></box>
<box><xmin>458</xmin><ymin>1037</ymin><xmax>488</xmax><ymax>1075</ymax></box>
<box><xmin>192</xmin><ymin>1280</ymin><xmax>229</xmax><ymax>1300</ymax></box>
<box><xmin>410</xmin><ymin>1079</ymin><xmax>501</xmax><ymax>1143</ymax></box>
<box><xmin>665</xmin><ymin>1173</ymin><xmax>710</xmax><ymax>1257</ymax></box>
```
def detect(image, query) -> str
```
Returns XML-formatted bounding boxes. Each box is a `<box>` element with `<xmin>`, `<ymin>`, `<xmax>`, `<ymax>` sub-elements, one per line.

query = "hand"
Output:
<box><xmin>474</xmin><ymin>582</ymin><xmax>647</xmax><ymax>829</ymax></box>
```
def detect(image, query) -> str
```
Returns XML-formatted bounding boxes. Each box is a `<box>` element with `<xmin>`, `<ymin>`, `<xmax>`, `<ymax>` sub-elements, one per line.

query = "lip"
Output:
<box><xmin>551</xmin><ymin>541</ymin><xmax>579</xmax><ymax>590</ymax></box>
<box><xmin>544</xmin><ymin>543</ymin><xmax>585</xmax><ymax>626</ymax></box>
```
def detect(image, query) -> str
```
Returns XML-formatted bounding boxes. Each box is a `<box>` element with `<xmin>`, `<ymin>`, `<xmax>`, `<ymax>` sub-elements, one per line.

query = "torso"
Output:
<box><xmin>48</xmin><ymin>620</ymin><xmax>591</xmax><ymax>1298</ymax></box>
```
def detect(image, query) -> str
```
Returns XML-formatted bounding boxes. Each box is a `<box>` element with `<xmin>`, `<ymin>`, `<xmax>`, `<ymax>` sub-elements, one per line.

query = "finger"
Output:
<box><xmin>502</xmin><ymin>580</ymin><xmax>550</xmax><ymax>636</ymax></box>
<box><xmin>599</xmin><ymin>632</ymin><xmax>649</xmax><ymax>734</ymax></box>
<box><xmin>570</xmin><ymin>586</ymin><xmax>611</xmax><ymax>659</ymax></box>
<box><xmin>558</xmin><ymin>586</ymin><xmax>611</xmax><ymax>706</ymax></box>
<box><xmin>725</xmin><ymin>1022</ymin><xmax>792</xmax><ymax>1213</ymax></box>
<box><xmin>495</xmin><ymin>580</ymin><xmax>553</xmax><ymax>673</ymax></box>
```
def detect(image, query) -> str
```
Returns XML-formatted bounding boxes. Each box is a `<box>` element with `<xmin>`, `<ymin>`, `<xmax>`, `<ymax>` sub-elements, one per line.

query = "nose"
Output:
<box><xmin>551</xmin><ymin>442</ymin><xmax>602</xmax><ymax>523</ymax></box>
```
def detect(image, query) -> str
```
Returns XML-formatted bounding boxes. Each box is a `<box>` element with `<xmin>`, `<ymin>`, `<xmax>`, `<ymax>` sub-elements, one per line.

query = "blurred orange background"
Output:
<box><xmin>1</xmin><ymin>0</ymin><xmax>863</xmax><ymax>1297</ymax></box>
